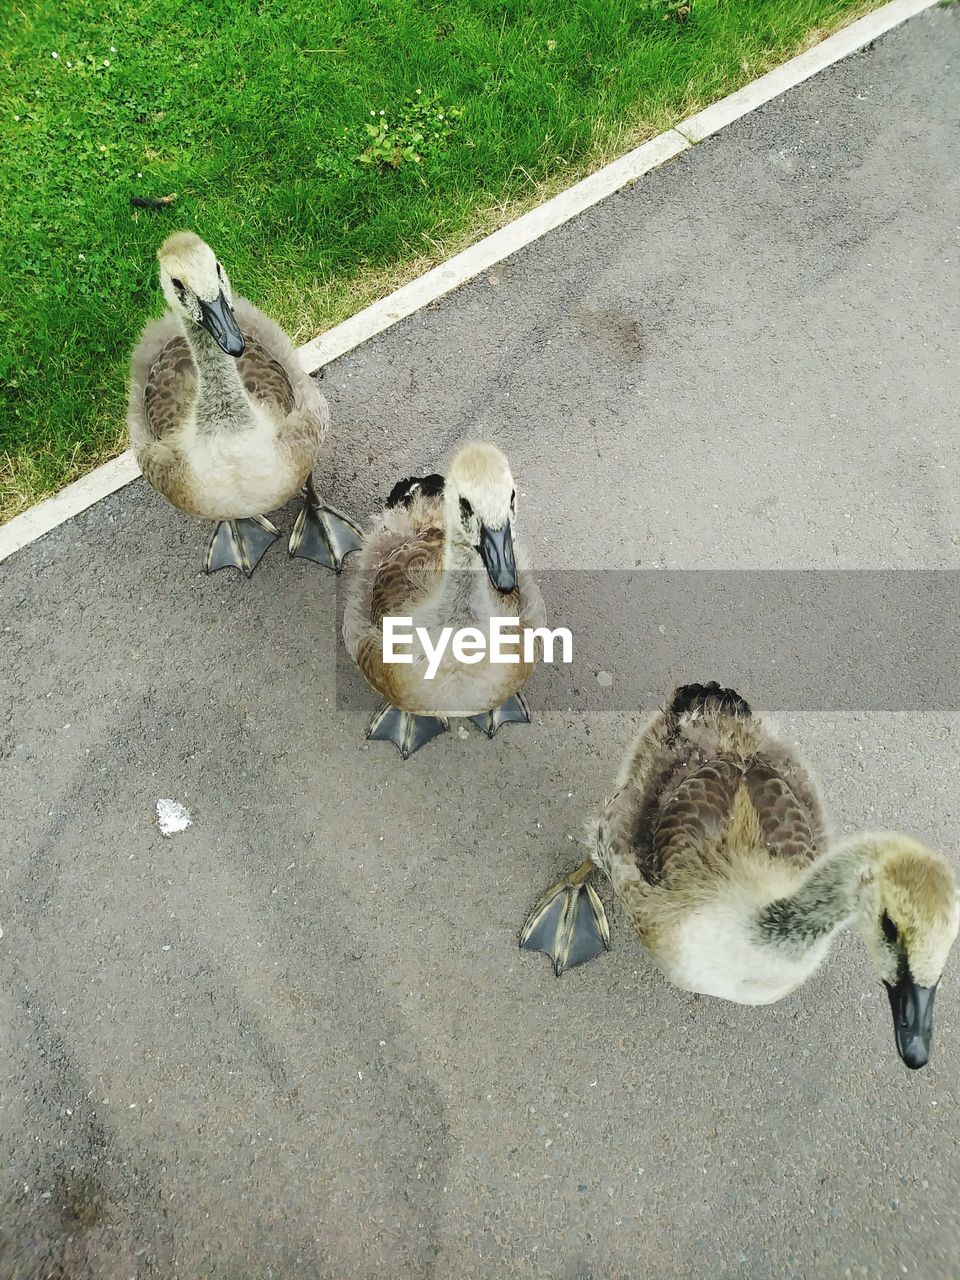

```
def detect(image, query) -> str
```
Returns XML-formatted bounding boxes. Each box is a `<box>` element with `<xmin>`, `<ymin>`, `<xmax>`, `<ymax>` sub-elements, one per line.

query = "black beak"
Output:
<box><xmin>884</xmin><ymin>975</ymin><xmax>936</xmax><ymax>1070</ymax></box>
<box><xmin>198</xmin><ymin>290</ymin><xmax>245</xmax><ymax>356</ymax></box>
<box><xmin>478</xmin><ymin>523</ymin><xmax>517</xmax><ymax>594</ymax></box>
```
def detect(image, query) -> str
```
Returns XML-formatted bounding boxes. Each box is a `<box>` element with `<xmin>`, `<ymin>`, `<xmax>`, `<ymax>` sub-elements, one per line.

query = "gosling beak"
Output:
<box><xmin>478</xmin><ymin>523</ymin><xmax>517</xmax><ymax>594</ymax></box>
<box><xmin>884</xmin><ymin>974</ymin><xmax>936</xmax><ymax>1070</ymax></box>
<box><xmin>198</xmin><ymin>290</ymin><xmax>245</xmax><ymax>356</ymax></box>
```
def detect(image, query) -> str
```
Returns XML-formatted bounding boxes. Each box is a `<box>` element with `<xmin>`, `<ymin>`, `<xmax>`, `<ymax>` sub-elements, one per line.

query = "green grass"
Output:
<box><xmin>2</xmin><ymin>0</ymin><xmax>879</xmax><ymax>521</ymax></box>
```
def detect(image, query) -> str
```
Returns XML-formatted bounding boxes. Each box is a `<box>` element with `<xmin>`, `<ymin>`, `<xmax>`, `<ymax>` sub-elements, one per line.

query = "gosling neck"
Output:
<box><xmin>432</xmin><ymin>528</ymin><xmax>482</xmax><ymax>627</ymax></box>
<box><xmin>443</xmin><ymin>528</ymin><xmax>482</xmax><ymax>574</ymax></box>
<box><xmin>755</xmin><ymin>838</ymin><xmax>878</xmax><ymax>954</ymax></box>
<box><xmin>182</xmin><ymin>319</ymin><xmax>251</xmax><ymax>433</ymax></box>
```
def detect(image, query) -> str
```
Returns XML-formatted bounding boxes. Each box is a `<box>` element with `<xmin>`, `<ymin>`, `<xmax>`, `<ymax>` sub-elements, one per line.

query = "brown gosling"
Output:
<box><xmin>521</xmin><ymin>681</ymin><xmax>959</xmax><ymax>1070</ymax></box>
<box><xmin>128</xmin><ymin>231</ymin><xmax>361</xmax><ymax>576</ymax></box>
<box><xmin>342</xmin><ymin>441</ymin><xmax>546</xmax><ymax>758</ymax></box>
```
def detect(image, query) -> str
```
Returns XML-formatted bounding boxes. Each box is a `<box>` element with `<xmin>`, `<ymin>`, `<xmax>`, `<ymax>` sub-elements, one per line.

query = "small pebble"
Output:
<box><xmin>156</xmin><ymin>798</ymin><xmax>191</xmax><ymax>836</ymax></box>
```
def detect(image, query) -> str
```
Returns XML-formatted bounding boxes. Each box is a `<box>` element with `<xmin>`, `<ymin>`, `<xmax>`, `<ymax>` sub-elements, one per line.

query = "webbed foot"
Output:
<box><xmin>470</xmin><ymin>691</ymin><xmax>531</xmax><ymax>739</ymax></box>
<box><xmin>520</xmin><ymin>859</ymin><xmax>610</xmax><ymax>975</ymax></box>
<box><xmin>289</xmin><ymin>476</ymin><xmax>363</xmax><ymax>571</ymax></box>
<box><xmin>367</xmin><ymin>703</ymin><xmax>449</xmax><ymax>759</ymax></box>
<box><xmin>205</xmin><ymin>516</ymin><xmax>279</xmax><ymax>576</ymax></box>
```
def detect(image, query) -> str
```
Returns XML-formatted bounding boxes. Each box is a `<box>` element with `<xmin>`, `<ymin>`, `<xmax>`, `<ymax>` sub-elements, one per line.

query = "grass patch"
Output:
<box><xmin>2</xmin><ymin>0</ymin><xmax>881</xmax><ymax>521</ymax></box>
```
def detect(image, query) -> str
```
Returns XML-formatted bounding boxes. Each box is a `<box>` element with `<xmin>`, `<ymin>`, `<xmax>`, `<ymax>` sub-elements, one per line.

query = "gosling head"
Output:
<box><xmin>444</xmin><ymin>441</ymin><xmax>518</xmax><ymax>594</ymax></box>
<box><xmin>157</xmin><ymin>232</ymin><xmax>245</xmax><ymax>357</ymax></box>
<box><xmin>857</xmin><ymin>834</ymin><xmax>960</xmax><ymax>1070</ymax></box>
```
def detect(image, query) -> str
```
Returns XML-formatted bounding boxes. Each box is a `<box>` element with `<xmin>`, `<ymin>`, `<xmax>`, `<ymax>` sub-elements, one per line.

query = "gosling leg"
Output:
<box><xmin>520</xmin><ymin>858</ymin><xmax>610</xmax><ymax>976</ymax></box>
<box><xmin>289</xmin><ymin>474</ymin><xmax>363</xmax><ymax>572</ymax></box>
<box><xmin>205</xmin><ymin>516</ymin><xmax>279</xmax><ymax>576</ymax></box>
<box><xmin>470</xmin><ymin>691</ymin><xmax>531</xmax><ymax>739</ymax></box>
<box><xmin>367</xmin><ymin>702</ymin><xmax>449</xmax><ymax>760</ymax></box>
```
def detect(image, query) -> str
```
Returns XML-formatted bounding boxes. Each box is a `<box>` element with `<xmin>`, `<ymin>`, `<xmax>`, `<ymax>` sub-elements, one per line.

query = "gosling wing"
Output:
<box><xmin>744</xmin><ymin>758</ymin><xmax>822</xmax><ymax>865</ymax></box>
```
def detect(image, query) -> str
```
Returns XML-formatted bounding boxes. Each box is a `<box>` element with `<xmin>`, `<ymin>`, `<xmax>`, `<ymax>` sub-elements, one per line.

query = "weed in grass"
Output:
<box><xmin>318</xmin><ymin>91</ymin><xmax>463</xmax><ymax>180</ymax></box>
<box><xmin>638</xmin><ymin>0</ymin><xmax>694</xmax><ymax>23</ymax></box>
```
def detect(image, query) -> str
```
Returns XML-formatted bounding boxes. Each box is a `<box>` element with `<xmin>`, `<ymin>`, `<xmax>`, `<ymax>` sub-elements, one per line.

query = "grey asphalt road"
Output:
<box><xmin>3</xmin><ymin>8</ymin><xmax>960</xmax><ymax>1279</ymax></box>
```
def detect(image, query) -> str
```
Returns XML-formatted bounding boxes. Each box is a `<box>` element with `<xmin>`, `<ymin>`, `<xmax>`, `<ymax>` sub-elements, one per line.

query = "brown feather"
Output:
<box><xmin>142</xmin><ymin>336</ymin><xmax>196</xmax><ymax>441</ymax></box>
<box><xmin>368</xmin><ymin>525</ymin><xmax>446</xmax><ymax>627</ymax></box>
<box><xmin>744</xmin><ymin>758</ymin><xmax>821</xmax><ymax>864</ymax></box>
<box><xmin>650</xmin><ymin>757</ymin><xmax>744</xmax><ymax>882</ymax></box>
<box><xmin>237</xmin><ymin>336</ymin><xmax>296</xmax><ymax>416</ymax></box>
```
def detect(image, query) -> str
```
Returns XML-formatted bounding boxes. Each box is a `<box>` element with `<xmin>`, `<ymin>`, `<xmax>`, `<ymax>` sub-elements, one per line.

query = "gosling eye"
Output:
<box><xmin>216</xmin><ymin>261</ymin><xmax>224</xmax><ymax>280</ymax></box>
<box><xmin>170</xmin><ymin>277</ymin><xmax>186</xmax><ymax>301</ymax></box>
<box><xmin>510</xmin><ymin>488</ymin><xmax>516</xmax><ymax>512</ymax></box>
<box><xmin>881</xmin><ymin>911</ymin><xmax>899</xmax><ymax>945</ymax></box>
<box><xmin>459</xmin><ymin>496</ymin><xmax>473</xmax><ymax>525</ymax></box>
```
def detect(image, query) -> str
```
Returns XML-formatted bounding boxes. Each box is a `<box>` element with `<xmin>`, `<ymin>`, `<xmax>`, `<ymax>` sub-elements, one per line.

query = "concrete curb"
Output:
<box><xmin>0</xmin><ymin>0</ymin><xmax>938</xmax><ymax>567</ymax></box>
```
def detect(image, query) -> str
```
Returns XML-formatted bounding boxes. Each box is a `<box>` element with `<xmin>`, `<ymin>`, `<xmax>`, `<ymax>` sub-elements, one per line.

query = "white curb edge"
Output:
<box><xmin>0</xmin><ymin>0</ymin><xmax>938</xmax><ymax>567</ymax></box>
<box><xmin>1</xmin><ymin>452</ymin><xmax>144</xmax><ymax>561</ymax></box>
